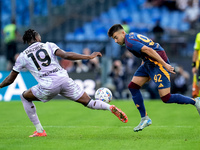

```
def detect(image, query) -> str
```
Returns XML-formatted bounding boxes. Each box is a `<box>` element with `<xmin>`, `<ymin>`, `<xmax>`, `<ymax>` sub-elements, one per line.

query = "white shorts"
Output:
<box><xmin>31</xmin><ymin>77</ymin><xmax>84</xmax><ymax>102</ymax></box>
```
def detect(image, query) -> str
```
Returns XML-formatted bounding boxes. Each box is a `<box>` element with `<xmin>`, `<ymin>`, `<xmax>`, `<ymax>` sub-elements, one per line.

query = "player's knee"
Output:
<box><xmin>128</xmin><ymin>82</ymin><xmax>141</xmax><ymax>89</ymax></box>
<box><xmin>20</xmin><ymin>93</ymin><xmax>26</xmax><ymax>101</ymax></box>
<box><xmin>161</xmin><ymin>93</ymin><xmax>171</xmax><ymax>103</ymax></box>
<box><xmin>128</xmin><ymin>82</ymin><xmax>141</xmax><ymax>95</ymax></box>
<box><xmin>20</xmin><ymin>91</ymin><xmax>31</xmax><ymax>102</ymax></box>
<box><xmin>77</xmin><ymin>92</ymin><xmax>91</xmax><ymax>107</ymax></box>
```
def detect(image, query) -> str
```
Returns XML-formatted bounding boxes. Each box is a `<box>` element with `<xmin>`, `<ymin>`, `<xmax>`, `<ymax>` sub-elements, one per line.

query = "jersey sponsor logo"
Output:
<box><xmin>39</xmin><ymin>67</ymin><xmax>61</xmax><ymax>78</ymax></box>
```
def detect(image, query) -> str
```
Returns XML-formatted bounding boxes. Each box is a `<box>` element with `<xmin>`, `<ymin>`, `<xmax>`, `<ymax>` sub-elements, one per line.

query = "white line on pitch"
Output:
<box><xmin>0</xmin><ymin>125</ymin><xmax>195</xmax><ymax>128</ymax></box>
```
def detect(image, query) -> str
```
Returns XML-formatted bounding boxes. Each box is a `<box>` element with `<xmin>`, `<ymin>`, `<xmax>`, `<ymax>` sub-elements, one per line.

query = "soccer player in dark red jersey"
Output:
<box><xmin>108</xmin><ymin>24</ymin><xmax>200</xmax><ymax>132</ymax></box>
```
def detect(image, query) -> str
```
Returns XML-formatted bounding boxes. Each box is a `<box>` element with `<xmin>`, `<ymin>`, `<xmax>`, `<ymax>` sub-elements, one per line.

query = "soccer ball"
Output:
<box><xmin>94</xmin><ymin>87</ymin><xmax>112</xmax><ymax>103</ymax></box>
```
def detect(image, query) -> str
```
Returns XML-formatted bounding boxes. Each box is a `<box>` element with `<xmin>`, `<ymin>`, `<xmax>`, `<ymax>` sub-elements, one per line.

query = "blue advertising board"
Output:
<box><xmin>0</xmin><ymin>71</ymin><xmax>37</xmax><ymax>101</ymax></box>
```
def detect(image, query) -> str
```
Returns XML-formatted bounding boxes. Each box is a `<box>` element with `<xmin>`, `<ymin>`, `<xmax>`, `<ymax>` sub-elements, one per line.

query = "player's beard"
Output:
<box><xmin>118</xmin><ymin>41</ymin><xmax>125</xmax><ymax>46</ymax></box>
<box><xmin>118</xmin><ymin>42</ymin><xmax>123</xmax><ymax>45</ymax></box>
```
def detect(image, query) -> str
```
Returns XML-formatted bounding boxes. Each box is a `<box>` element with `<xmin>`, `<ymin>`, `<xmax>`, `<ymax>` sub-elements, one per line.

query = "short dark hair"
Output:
<box><xmin>22</xmin><ymin>29</ymin><xmax>39</xmax><ymax>44</ymax></box>
<box><xmin>107</xmin><ymin>24</ymin><xmax>124</xmax><ymax>37</ymax></box>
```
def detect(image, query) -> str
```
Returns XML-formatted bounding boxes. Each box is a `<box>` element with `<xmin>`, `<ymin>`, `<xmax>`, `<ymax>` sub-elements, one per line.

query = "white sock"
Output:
<box><xmin>87</xmin><ymin>99</ymin><xmax>111</xmax><ymax>111</ymax></box>
<box><xmin>20</xmin><ymin>94</ymin><xmax>44</xmax><ymax>133</ymax></box>
<box><xmin>35</xmin><ymin>123</ymin><xmax>44</xmax><ymax>133</ymax></box>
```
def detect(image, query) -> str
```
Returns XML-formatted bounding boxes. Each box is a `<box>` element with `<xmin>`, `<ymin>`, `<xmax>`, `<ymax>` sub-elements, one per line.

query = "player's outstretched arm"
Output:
<box><xmin>0</xmin><ymin>71</ymin><xmax>19</xmax><ymax>89</ymax></box>
<box><xmin>55</xmin><ymin>49</ymin><xmax>102</xmax><ymax>60</ymax></box>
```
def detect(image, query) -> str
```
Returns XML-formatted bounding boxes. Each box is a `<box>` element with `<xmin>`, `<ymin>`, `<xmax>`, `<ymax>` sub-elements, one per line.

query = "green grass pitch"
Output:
<box><xmin>0</xmin><ymin>99</ymin><xmax>200</xmax><ymax>150</ymax></box>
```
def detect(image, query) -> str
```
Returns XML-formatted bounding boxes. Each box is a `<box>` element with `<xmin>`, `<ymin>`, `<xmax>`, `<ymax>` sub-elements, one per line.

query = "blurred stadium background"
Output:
<box><xmin>0</xmin><ymin>0</ymin><xmax>200</xmax><ymax>101</ymax></box>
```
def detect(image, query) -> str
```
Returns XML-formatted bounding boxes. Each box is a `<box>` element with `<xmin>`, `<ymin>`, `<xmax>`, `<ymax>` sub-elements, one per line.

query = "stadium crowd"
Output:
<box><xmin>1</xmin><ymin>0</ymin><xmax>200</xmax><ymax>99</ymax></box>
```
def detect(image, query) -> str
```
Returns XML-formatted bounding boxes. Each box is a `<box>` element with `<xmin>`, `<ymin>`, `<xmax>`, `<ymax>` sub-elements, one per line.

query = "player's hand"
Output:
<box><xmin>89</xmin><ymin>52</ymin><xmax>102</xmax><ymax>59</ymax></box>
<box><xmin>192</xmin><ymin>67</ymin><xmax>197</xmax><ymax>74</ymax></box>
<box><xmin>165</xmin><ymin>64</ymin><xmax>176</xmax><ymax>74</ymax></box>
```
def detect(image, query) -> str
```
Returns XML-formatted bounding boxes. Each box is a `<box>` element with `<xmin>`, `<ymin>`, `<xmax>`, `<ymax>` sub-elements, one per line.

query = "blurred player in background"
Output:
<box><xmin>192</xmin><ymin>32</ymin><xmax>200</xmax><ymax>98</ymax></box>
<box><xmin>3</xmin><ymin>19</ymin><xmax>20</xmax><ymax>70</ymax></box>
<box><xmin>171</xmin><ymin>65</ymin><xmax>190</xmax><ymax>95</ymax></box>
<box><xmin>0</xmin><ymin>29</ymin><xmax>128</xmax><ymax>137</ymax></box>
<box><xmin>108</xmin><ymin>24</ymin><xmax>200</xmax><ymax>132</ymax></box>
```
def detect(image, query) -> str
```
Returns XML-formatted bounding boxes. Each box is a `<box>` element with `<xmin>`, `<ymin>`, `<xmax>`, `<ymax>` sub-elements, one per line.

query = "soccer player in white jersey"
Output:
<box><xmin>0</xmin><ymin>29</ymin><xmax>128</xmax><ymax>137</ymax></box>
